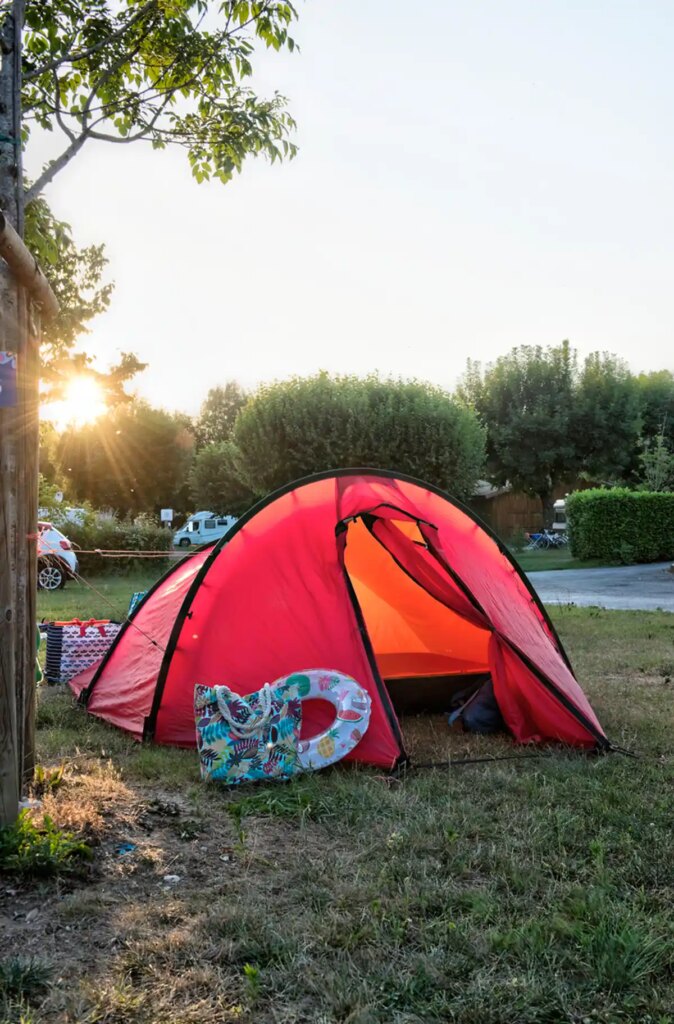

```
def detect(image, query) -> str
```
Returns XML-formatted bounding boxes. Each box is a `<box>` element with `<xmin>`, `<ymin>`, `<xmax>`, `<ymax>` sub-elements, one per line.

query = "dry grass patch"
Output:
<box><xmin>35</xmin><ymin>760</ymin><xmax>138</xmax><ymax>844</ymax></box>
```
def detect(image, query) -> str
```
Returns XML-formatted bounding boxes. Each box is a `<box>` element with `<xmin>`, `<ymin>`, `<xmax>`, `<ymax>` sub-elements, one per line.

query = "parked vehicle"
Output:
<box><xmin>37</xmin><ymin>521</ymin><xmax>79</xmax><ymax>590</ymax></box>
<box><xmin>172</xmin><ymin>511</ymin><xmax>238</xmax><ymax>548</ymax></box>
<box><xmin>552</xmin><ymin>498</ymin><xmax>567</xmax><ymax>534</ymax></box>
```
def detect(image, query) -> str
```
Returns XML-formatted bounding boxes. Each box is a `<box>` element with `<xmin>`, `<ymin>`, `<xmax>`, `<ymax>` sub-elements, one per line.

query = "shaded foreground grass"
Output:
<box><xmin>2</xmin><ymin>608</ymin><xmax>672</xmax><ymax>1023</ymax></box>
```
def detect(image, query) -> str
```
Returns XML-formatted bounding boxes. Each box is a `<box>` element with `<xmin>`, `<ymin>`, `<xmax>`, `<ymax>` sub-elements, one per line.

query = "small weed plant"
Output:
<box><xmin>0</xmin><ymin>957</ymin><xmax>51</xmax><ymax>1001</ymax></box>
<box><xmin>0</xmin><ymin>810</ymin><xmax>92</xmax><ymax>878</ymax></box>
<box><xmin>0</xmin><ymin>957</ymin><xmax>51</xmax><ymax>1024</ymax></box>
<box><xmin>31</xmin><ymin>764</ymin><xmax>65</xmax><ymax>798</ymax></box>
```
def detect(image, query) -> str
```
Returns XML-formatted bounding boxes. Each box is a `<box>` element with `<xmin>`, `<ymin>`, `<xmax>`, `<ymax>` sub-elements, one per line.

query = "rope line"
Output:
<box><xmin>61</xmin><ymin>564</ymin><xmax>167</xmax><ymax>653</ymax></box>
<box><xmin>397</xmin><ymin>751</ymin><xmax>552</xmax><ymax>772</ymax></box>
<box><xmin>38</xmin><ymin>544</ymin><xmax>180</xmax><ymax>649</ymax></box>
<box><xmin>395</xmin><ymin>743</ymin><xmax>640</xmax><ymax>773</ymax></box>
<box><xmin>75</xmin><ymin>550</ymin><xmax>187</xmax><ymax>558</ymax></box>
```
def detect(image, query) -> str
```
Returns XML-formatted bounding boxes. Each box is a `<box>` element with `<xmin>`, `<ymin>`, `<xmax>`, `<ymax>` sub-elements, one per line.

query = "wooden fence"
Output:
<box><xmin>470</xmin><ymin>491</ymin><xmax>546</xmax><ymax>540</ymax></box>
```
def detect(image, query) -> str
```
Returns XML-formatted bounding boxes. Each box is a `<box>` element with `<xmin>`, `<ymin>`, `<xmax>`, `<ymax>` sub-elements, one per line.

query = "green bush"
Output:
<box><xmin>189</xmin><ymin>439</ymin><xmax>257</xmax><ymax>516</ymax></box>
<box><xmin>566</xmin><ymin>488</ymin><xmax>674</xmax><ymax>563</ymax></box>
<box><xmin>231</xmin><ymin>373</ymin><xmax>486</xmax><ymax>499</ymax></box>
<box><xmin>51</xmin><ymin>510</ymin><xmax>172</xmax><ymax>576</ymax></box>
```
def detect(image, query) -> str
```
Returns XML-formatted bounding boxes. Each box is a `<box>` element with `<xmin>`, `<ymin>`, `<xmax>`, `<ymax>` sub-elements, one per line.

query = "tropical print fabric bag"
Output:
<box><xmin>194</xmin><ymin>680</ymin><xmax>303</xmax><ymax>784</ymax></box>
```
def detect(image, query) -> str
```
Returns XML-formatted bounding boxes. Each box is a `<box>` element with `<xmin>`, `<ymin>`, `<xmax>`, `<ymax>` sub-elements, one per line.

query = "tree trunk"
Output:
<box><xmin>16</xmin><ymin>291</ymin><xmax>38</xmax><ymax>788</ymax></box>
<box><xmin>539</xmin><ymin>491</ymin><xmax>555</xmax><ymax>529</ymax></box>
<box><xmin>0</xmin><ymin>0</ymin><xmax>30</xmax><ymax>827</ymax></box>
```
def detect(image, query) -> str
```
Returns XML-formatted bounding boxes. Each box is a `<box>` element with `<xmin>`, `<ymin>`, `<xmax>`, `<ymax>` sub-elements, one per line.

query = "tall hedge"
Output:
<box><xmin>230</xmin><ymin>373</ymin><xmax>486</xmax><ymax>500</ymax></box>
<box><xmin>566</xmin><ymin>488</ymin><xmax>674</xmax><ymax>563</ymax></box>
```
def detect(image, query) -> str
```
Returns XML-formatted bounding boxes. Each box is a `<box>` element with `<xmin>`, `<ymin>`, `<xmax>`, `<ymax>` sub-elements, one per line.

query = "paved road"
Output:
<box><xmin>527</xmin><ymin>562</ymin><xmax>674</xmax><ymax>612</ymax></box>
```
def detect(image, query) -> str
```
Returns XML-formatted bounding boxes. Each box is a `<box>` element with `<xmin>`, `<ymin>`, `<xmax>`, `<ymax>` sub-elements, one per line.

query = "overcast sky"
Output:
<box><xmin>28</xmin><ymin>0</ymin><xmax>674</xmax><ymax>415</ymax></box>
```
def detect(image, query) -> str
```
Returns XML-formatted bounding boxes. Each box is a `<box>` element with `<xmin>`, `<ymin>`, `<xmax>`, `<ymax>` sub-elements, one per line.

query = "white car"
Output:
<box><xmin>37</xmin><ymin>521</ymin><xmax>79</xmax><ymax>590</ymax></box>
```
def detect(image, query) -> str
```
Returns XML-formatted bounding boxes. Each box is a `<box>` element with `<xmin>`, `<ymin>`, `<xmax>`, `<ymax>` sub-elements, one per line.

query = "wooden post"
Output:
<box><xmin>0</xmin><ymin>310</ymin><xmax>20</xmax><ymax>824</ymax></box>
<box><xmin>0</xmin><ymin>0</ymin><xmax>24</xmax><ymax>827</ymax></box>
<box><xmin>0</xmin><ymin>213</ymin><xmax>59</xmax><ymax>318</ymax></box>
<box><xmin>0</xmin><ymin>0</ymin><xmax>57</xmax><ymax>825</ymax></box>
<box><xmin>15</xmin><ymin>288</ymin><xmax>39</xmax><ymax>786</ymax></box>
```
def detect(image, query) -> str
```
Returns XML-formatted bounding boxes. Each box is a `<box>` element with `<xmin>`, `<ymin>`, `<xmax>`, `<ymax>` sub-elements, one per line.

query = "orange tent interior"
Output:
<box><xmin>344</xmin><ymin>518</ymin><xmax>491</xmax><ymax>715</ymax></box>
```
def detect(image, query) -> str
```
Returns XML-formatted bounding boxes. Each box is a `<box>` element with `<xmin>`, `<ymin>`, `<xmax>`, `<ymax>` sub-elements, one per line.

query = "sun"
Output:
<box><xmin>44</xmin><ymin>376</ymin><xmax>107</xmax><ymax>430</ymax></box>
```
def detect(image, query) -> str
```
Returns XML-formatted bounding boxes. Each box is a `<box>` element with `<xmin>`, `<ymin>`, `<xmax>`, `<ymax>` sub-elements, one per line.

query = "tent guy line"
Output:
<box><xmin>63</xmin><ymin>564</ymin><xmax>166</xmax><ymax>653</ymax></box>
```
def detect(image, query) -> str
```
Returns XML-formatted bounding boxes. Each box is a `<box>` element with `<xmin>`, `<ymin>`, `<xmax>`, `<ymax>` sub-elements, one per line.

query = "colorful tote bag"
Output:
<box><xmin>45</xmin><ymin>619</ymin><xmax>122</xmax><ymax>684</ymax></box>
<box><xmin>194</xmin><ymin>680</ymin><xmax>303</xmax><ymax>785</ymax></box>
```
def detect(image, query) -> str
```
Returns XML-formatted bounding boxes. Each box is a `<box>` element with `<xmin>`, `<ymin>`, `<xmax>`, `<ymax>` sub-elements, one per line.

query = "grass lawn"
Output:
<box><xmin>6</xmin><ymin>583</ymin><xmax>672</xmax><ymax>1022</ymax></box>
<box><xmin>36</xmin><ymin>570</ymin><xmax>164</xmax><ymax>624</ymax></box>
<box><xmin>512</xmin><ymin>548</ymin><xmax>608</xmax><ymax>572</ymax></box>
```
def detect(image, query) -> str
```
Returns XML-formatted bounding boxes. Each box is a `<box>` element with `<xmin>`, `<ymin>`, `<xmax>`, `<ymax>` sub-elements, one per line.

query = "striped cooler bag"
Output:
<box><xmin>45</xmin><ymin>619</ymin><xmax>122</xmax><ymax>685</ymax></box>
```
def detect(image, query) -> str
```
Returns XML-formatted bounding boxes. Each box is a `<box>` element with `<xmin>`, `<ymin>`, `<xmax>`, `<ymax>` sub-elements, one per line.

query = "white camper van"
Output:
<box><xmin>173</xmin><ymin>511</ymin><xmax>237</xmax><ymax>548</ymax></box>
<box><xmin>552</xmin><ymin>498</ymin><xmax>567</xmax><ymax>534</ymax></box>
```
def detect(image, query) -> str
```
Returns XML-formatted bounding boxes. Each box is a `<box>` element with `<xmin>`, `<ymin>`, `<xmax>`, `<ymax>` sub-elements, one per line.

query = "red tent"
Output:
<box><xmin>70</xmin><ymin>470</ymin><xmax>608</xmax><ymax>768</ymax></box>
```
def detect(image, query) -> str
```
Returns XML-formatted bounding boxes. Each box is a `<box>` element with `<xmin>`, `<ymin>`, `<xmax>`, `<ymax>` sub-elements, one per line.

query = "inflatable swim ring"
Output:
<box><xmin>283</xmin><ymin>670</ymin><xmax>371</xmax><ymax>771</ymax></box>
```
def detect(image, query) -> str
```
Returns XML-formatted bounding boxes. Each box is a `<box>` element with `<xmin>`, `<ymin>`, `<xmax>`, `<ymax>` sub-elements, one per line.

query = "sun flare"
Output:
<box><xmin>44</xmin><ymin>376</ymin><xmax>107</xmax><ymax>430</ymax></box>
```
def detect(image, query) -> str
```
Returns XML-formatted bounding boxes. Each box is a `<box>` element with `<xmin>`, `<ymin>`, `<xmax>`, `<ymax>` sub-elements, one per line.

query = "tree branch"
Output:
<box><xmin>23</xmin><ymin>1</ymin><xmax>157</xmax><ymax>81</ymax></box>
<box><xmin>82</xmin><ymin>42</ymin><xmax>142</xmax><ymax>123</ymax></box>
<box><xmin>87</xmin><ymin>90</ymin><xmax>174</xmax><ymax>143</ymax></box>
<box><xmin>24</xmin><ymin>132</ymin><xmax>88</xmax><ymax>205</ymax></box>
<box><xmin>51</xmin><ymin>69</ymin><xmax>76</xmax><ymax>142</ymax></box>
<box><xmin>21</xmin><ymin>0</ymin><xmax>298</xmax><ymax>201</ymax></box>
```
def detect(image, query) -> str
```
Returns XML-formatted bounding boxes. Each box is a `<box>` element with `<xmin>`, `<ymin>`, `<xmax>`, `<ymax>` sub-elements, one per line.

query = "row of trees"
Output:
<box><xmin>42</xmin><ymin>349</ymin><xmax>674</xmax><ymax>522</ymax></box>
<box><xmin>459</xmin><ymin>342</ymin><xmax>674</xmax><ymax>515</ymax></box>
<box><xmin>44</xmin><ymin>374</ymin><xmax>487</xmax><ymax>515</ymax></box>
